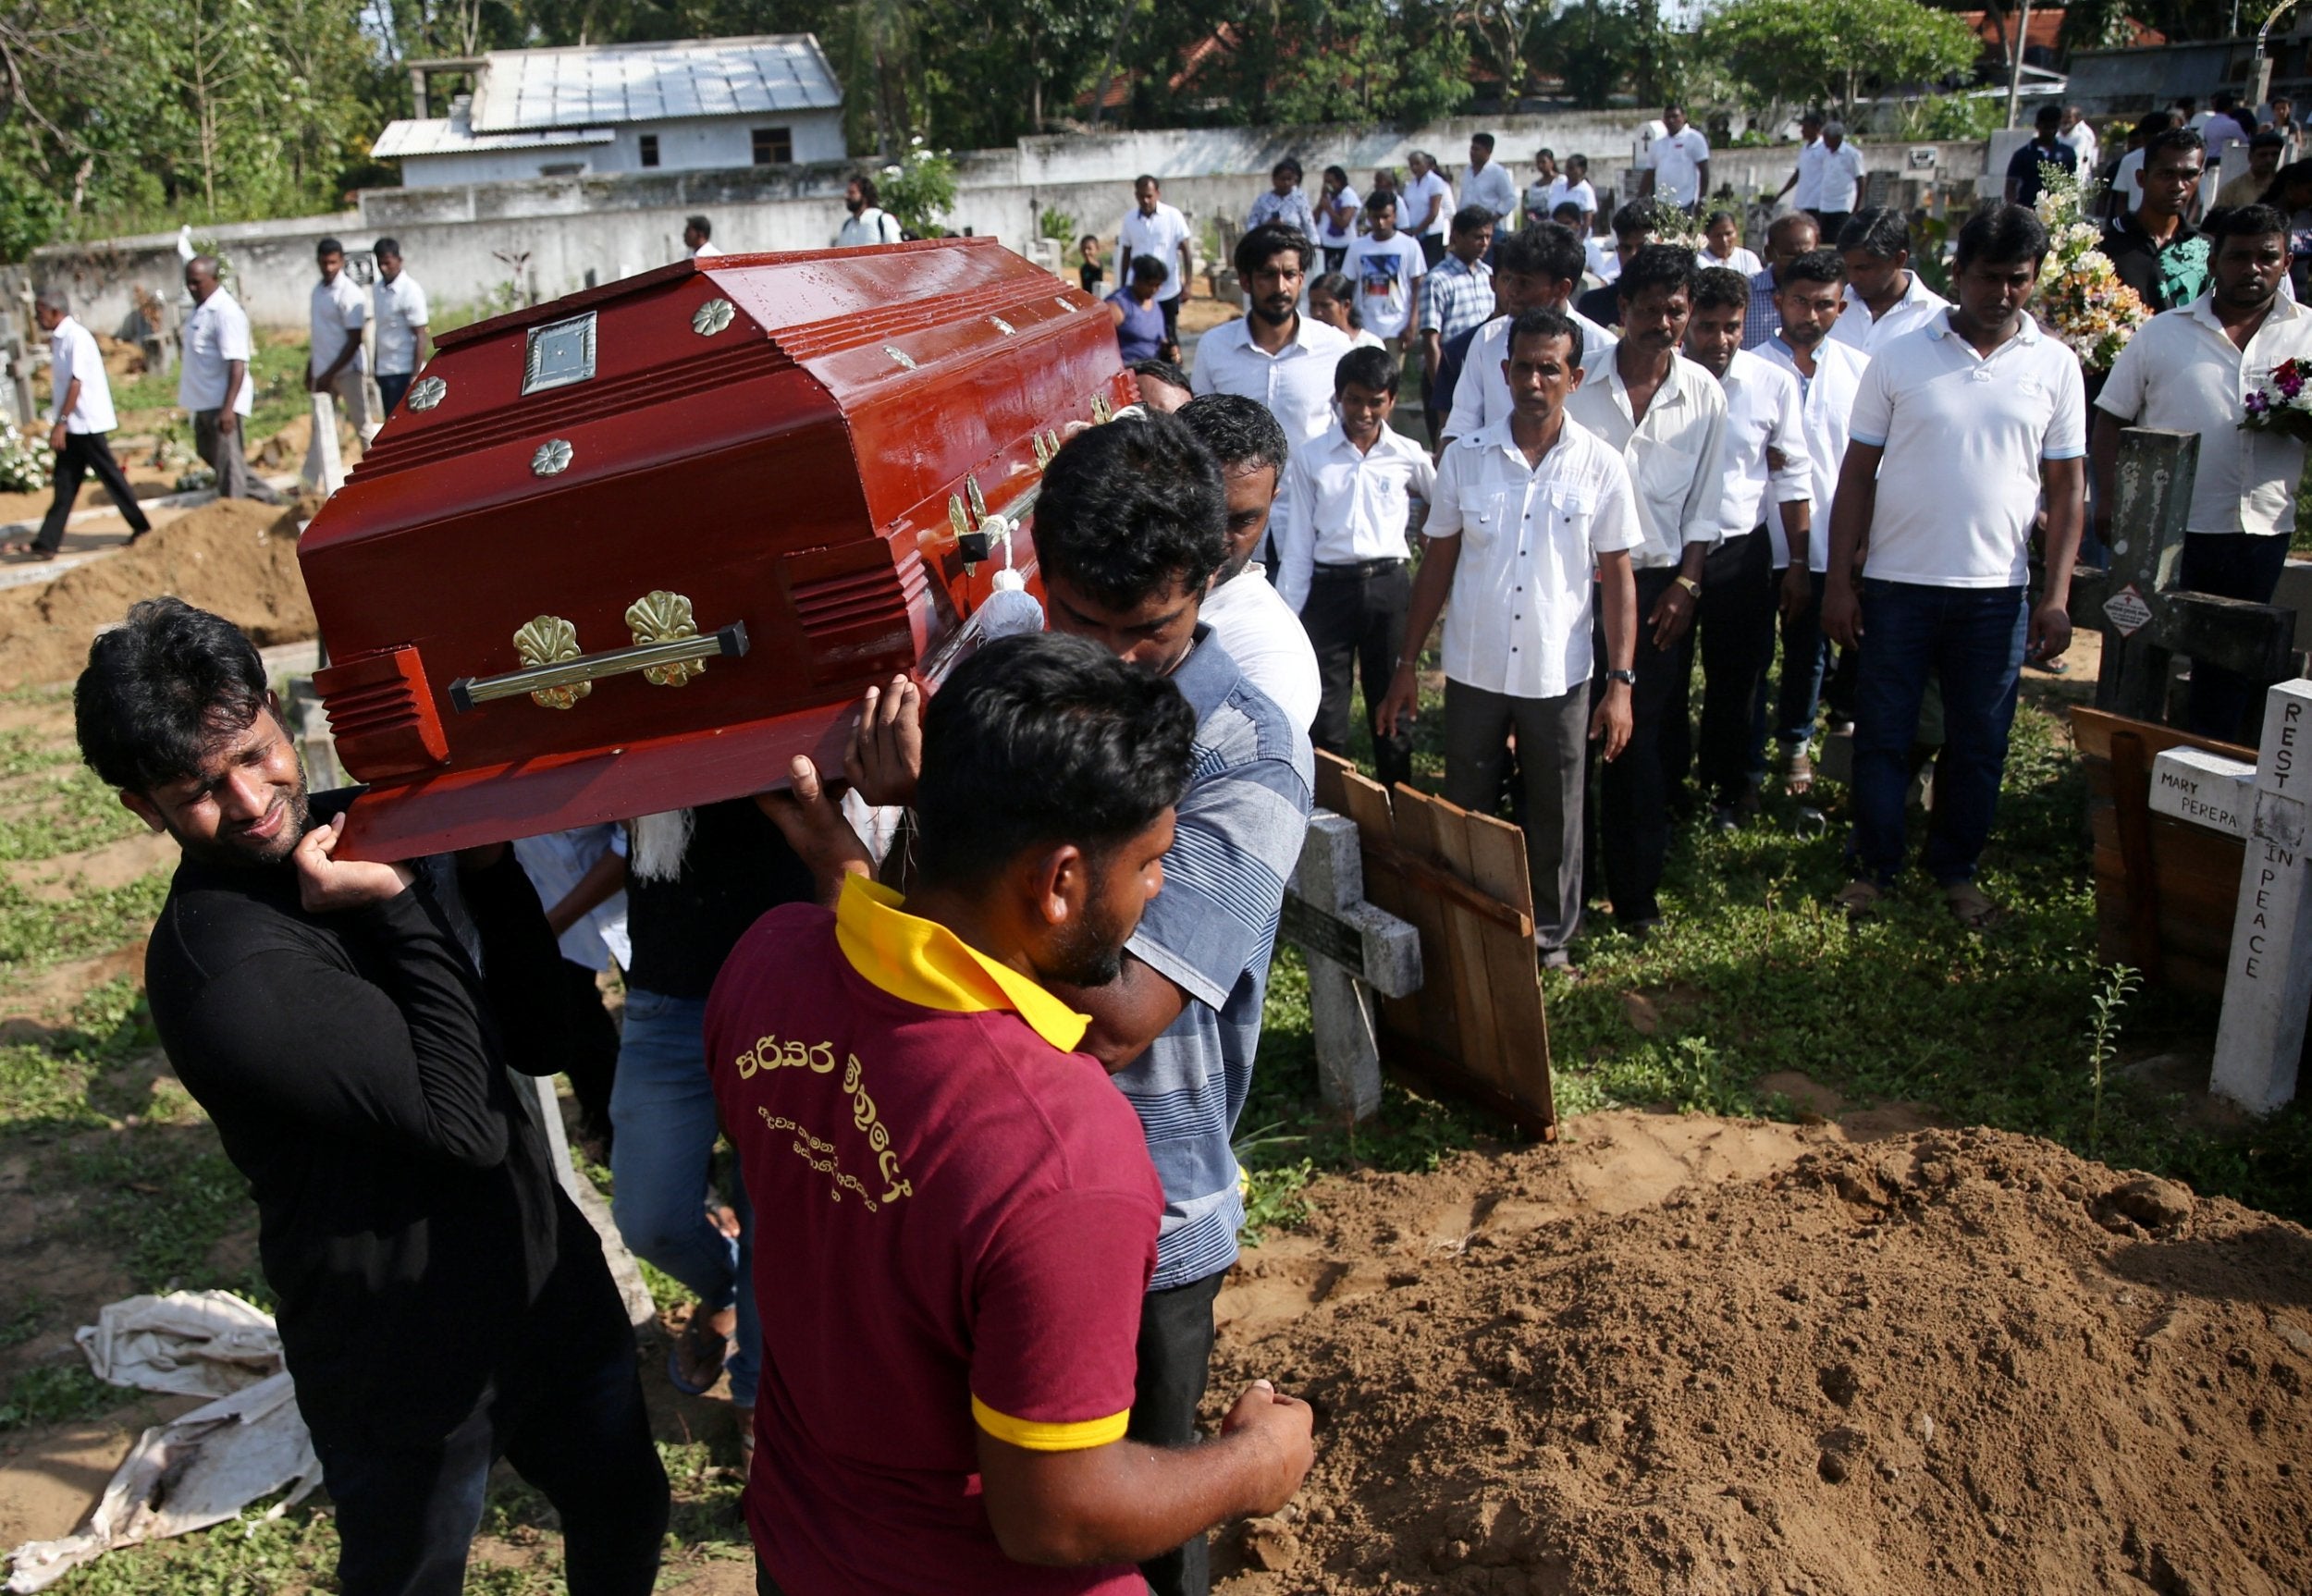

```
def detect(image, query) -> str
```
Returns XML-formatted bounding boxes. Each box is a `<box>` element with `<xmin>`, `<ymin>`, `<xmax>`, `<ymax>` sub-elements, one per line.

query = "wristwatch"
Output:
<box><xmin>1674</xmin><ymin>575</ymin><xmax>1702</xmax><ymax>598</ymax></box>
<box><xmin>1605</xmin><ymin>669</ymin><xmax>1638</xmax><ymax>686</ymax></box>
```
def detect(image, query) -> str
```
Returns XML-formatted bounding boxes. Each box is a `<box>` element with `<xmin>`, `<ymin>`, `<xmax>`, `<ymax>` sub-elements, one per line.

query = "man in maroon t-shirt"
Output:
<box><xmin>712</xmin><ymin>633</ymin><xmax>1314</xmax><ymax>1595</ymax></box>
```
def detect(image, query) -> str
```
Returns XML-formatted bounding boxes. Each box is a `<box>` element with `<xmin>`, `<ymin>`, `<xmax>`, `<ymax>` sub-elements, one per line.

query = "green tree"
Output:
<box><xmin>1703</xmin><ymin>0</ymin><xmax>1980</xmax><ymax>117</ymax></box>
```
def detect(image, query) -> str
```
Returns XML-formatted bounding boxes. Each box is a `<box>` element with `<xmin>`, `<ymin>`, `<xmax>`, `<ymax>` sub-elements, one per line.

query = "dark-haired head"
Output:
<box><xmin>1617</xmin><ymin>242</ymin><xmax>1695</xmax><ymax>305</ymax></box>
<box><xmin>1691</xmin><ymin>264</ymin><xmax>1749</xmax><ymax>313</ymax></box>
<box><xmin>1837</xmin><ymin>207</ymin><xmax>1911</xmax><ymax>261</ymax></box>
<box><xmin>77</xmin><ymin>598</ymin><xmax>310</xmax><ymax>867</ymax></box>
<box><xmin>1610</xmin><ymin>201</ymin><xmax>1652</xmax><ymax>242</ymax></box>
<box><xmin>1235</xmin><ymin>223</ymin><xmax>1313</xmax><ymax>282</ymax></box>
<box><xmin>1497</xmin><ymin>222</ymin><xmax>1583</xmax><ymax>313</ymax></box>
<box><xmin>914</xmin><ymin>632</ymin><xmax>1194</xmax><ymax>985</ymax></box>
<box><xmin>1179</xmin><ymin>394</ymin><xmax>1288</xmax><ymax>578</ymax></box>
<box><xmin>1035</xmin><ymin>413</ymin><xmax>1227</xmax><ymax>671</ymax></box>
<box><xmin>1951</xmin><ymin>201</ymin><xmax>2049</xmax><ymax>271</ymax></box>
<box><xmin>1130</xmin><ymin>358</ymin><xmax>1193</xmax><ymax>412</ymax></box>
<box><xmin>1506</xmin><ymin>305</ymin><xmax>1582</xmax><ymax>371</ymax></box>
<box><xmin>1334</xmin><ymin>344</ymin><xmax>1396</xmax><ymax>397</ymax></box>
<box><xmin>1308</xmin><ymin>271</ymin><xmax>1364</xmax><ymax>332</ymax></box>
<box><xmin>2209</xmin><ymin>204</ymin><xmax>2293</xmax><ymax>310</ymax></box>
<box><xmin>1780</xmin><ymin>246</ymin><xmax>1848</xmax><ymax>288</ymax></box>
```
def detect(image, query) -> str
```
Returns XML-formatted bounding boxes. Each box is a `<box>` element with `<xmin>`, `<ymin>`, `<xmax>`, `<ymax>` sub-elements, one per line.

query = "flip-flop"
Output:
<box><xmin>1832</xmin><ymin>879</ymin><xmax>1882</xmax><ymax>920</ymax></box>
<box><xmin>667</xmin><ymin>1309</ymin><xmax>733</xmax><ymax>1395</ymax></box>
<box><xmin>1943</xmin><ymin>880</ymin><xmax>2003</xmax><ymax>930</ymax></box>
<box><xmin>2</xmin><ymin>543</ymin><xmax>54</xmax><ymax>560</ymax></box>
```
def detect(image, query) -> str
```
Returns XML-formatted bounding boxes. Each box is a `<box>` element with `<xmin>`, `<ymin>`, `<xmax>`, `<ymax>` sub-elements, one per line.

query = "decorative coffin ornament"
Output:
<box><xmin>299</xmin><ymin>238</ymin><xmax>1130</xmax><ymax>861</ymax></box>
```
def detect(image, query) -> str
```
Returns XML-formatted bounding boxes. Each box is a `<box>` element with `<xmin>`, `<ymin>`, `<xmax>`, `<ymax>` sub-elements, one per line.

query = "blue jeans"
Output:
<box><xmin>609</xmin><ymin>988</ymin><xmax>758</xmax><ymax>1408</ymax></box>
<box><xmin>1848</xmin><ymin>580</ymin><xmax>2026</xmax><ymax>888</ymax></box>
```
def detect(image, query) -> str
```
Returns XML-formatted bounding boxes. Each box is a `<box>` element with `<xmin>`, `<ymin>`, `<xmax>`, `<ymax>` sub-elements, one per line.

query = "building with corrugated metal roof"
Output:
<box><xmin>373</xmin><ymin>36</ymin><xmax>846</xmax><ymax>188</ymax></box>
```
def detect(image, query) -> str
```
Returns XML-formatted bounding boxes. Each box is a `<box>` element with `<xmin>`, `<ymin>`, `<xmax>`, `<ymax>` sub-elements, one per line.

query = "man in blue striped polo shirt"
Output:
<box><xmin>1031</xmin><ymin>413</ymin><xmax>1313</xmax><ymax>1596</ymax></box>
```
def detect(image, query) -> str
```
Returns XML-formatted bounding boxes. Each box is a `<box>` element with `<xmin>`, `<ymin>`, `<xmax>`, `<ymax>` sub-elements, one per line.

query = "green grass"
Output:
<box><xmin>1244</xmin><ymin>657</ymin><xmax>2312</xmax><ymax>1233</ymax></box>
<box><xmin>0</xmin><ymin>1363</ymin><xmax>118</xmax><ymax>1430</ymax></box>
<box><xmin>0</xmin><ymin>766</ymin><xmax>148</xmax><ymax>861</ymax></box>
<box><xmin>61</xmin><ymin>1130</ymin><xmax>250</xmax><ymax>1292</ymax></box>
<box><xmin>0</xmin><ymin>979</ymin><xmax>163</xmax><ymax>1137</ymax></box>
<box><xmin>0</xmin><ymin>870</ymin><xmax>171</xmax><ymax>990</ymax></box>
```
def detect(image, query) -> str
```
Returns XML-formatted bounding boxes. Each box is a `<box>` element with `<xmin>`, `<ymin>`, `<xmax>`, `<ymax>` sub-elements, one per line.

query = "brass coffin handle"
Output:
<box><xmin>449</xmin><ymin>593</ymin><xmax>748</xmax><ymax>712</ymax></box>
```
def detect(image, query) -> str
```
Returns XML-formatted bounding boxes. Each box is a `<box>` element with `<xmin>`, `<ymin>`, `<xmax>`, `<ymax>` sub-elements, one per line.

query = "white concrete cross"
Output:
<box><xmin>2208</xmin><ymin>678</ymin><xmax>2312</xmax><ymax>1113</ymax></box>
<box><xmin>1279</xmin><ymin>811</ymin><xmax>1422</xmax><ymax>1122</ymax></box>
<box><xmin>305</xmin><ymin>391</ymin><xmax>346</xmax><ymax>497</ymax></box>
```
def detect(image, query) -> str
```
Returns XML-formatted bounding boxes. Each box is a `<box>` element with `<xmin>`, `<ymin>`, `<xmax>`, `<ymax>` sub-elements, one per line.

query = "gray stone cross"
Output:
<box><xmin>1279</xmin><ymin>811</ymin><xmax>1423</xmax><ymax>1122</ymax></box>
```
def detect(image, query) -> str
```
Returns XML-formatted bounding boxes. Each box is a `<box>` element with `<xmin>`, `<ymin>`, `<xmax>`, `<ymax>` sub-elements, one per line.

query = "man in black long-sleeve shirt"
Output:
<box><xmin>75</xmin><ymin>598</ymin><xmax>668</xmax><ymax>1596</ymax></box>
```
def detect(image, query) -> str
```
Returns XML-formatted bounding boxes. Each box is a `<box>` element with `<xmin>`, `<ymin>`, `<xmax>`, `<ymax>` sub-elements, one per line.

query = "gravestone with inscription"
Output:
<box><xmin>2211</xmin><ymin>678</ymin><xmax>2312</xmax><ymax>1113</ymax></box>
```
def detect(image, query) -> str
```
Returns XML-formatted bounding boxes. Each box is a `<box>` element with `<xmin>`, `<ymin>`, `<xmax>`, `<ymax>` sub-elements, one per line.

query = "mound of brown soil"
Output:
<box><xmin>0</xmin><ymin>496</ymin><xmax>322</xmax><ymax>691</ymax></box>
<box><xmin>1213</xmin><ymin>1125</ymin><xmax>2312</xmax><ymax>1596</ymax></box>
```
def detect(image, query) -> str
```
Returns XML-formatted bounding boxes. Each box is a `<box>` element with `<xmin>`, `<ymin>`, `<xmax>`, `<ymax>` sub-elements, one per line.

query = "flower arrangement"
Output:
<box><xmin>0</xmin><ymin>425</ymin><xmax>50</xmax><ymax>494</ymax></box>
<box><xmin>2243</xmin><ymin>357</ymin><xmax>2312</xmax><ymax>444</ymax></box>
<box><xmin>2030</xmin><ymin>164</ymin><xmax>2148</xmax><ymax>374</ymax></box>
<box><xmin>1641</xmin><ymin>199</ymin><xmax>1707</xmax><ymax>255</ymax></box>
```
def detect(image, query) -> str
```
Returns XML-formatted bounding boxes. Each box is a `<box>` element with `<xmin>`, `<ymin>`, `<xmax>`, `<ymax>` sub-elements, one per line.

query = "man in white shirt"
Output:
<box><xmin>1316</xmin><ymin>166</ymin><xmax>1361</xmax><ymax>273</ymax></box>
<box><xmin>304</xmin><ymin>237</ymin><xmax>371</xmax><ymax>486</ymax></box>
<box><xmin>1774</xmin><ymin>112</ymin><xmax>1826</xmax><ymax>217</ymax></box>
<box><xmin>1641</xmin><ymin>104</ymin><xmax>1711</xmax><ymax>215</ymax></box>
<box><xmin>2200</xmin><ymin>92</ymin><xmax>2252</xmax><ymax>210</ymax></box>
<box><xmin>1441</xmin><ymin>224</ymin><xmax>1618</xmax><ymax>450</ymax></box>
<box><xmin>1401</xmin><ymin>150</ymin><xmax>1456</xmax><ymax>268</ymax></box>
<box><xmin>1823</xmin><ymin>203</ymin><xmax>2086</xmax><ymax>927</ymax></box>
<box><xmin>370</xmin><ymin>239</ymin><xmax>431</xmax><ymax>418</ymax></box>
<box><xmin>11</xmin><ymin>288</ymin><xmax>151</xmax><ymax>559</ymax></box>
<box><xmin>1810</xmin><ymin>122</ymin><xmax>1868</xmax><ymax>239</ymax></box>
<box><xmin>1463</xmin><ymin>132</ymin><xmax>1519</xmax><ymax>236</ymax></box>
<box><xmin>2093</xmin><ymin>204</ymin><xmax>2312</xmax><ymax>741</ymax></box>
<box><xmin>1828</xmin><ymin>207</ymin><xmax>1949</xmax><ymax>354</ymax></box>
<box><xmin>683</xmin><ymin>215</ymin><xmax>720</xmax><ymax>258</ymax></box>
<box><xmin>1568</xmin><ymin>245</ymin><xmax>1728</xmax><ymax>932</ymax></box>
<box><xmin>2060</xmin><ymin>105</ymin><xmax>2099</xmax><ymax>175</ymax></box>
<box><xmin>178</xmin><ymin>256</ymin><xmax>257</xmax><ymax>502</ymax></box>
<box><xmin>510</xmin><ymin>824</ymin><xmax>630</xmax><ymax>1152</ymax></box>
<box><xmin>1191</xmin><ymin>223</ymin><xmax>1353</xmax><ymax>563</ymax></box>
<box><xmin>833</xmin><ymin>174</ymin><xmax>904</xmax><ymax>248</ymax></box>
<box><xmin>1179</xmin><ymin>395</ymin><xmax>1322</xmax><ymax>735</ymax></box>
<box><xmin>1682</xmin><ymin>266</ymin><xmax>1811</xmax><ymax>829</ymax></box>
<box><xmin>1117</xmin><ymin>175</ymin><xmax>1197</xmax><ymax>349</ymax></box>
<box><xmin>1341</xmin><ymin>191</ymin><xmax>1427</xmax><ymax>360</ymax></box>
<box><xmin>1754</xmin><ymin>248</ymin><xmax>1870</xmax><ymax>792</ymax></box>
<box><xmin>1375</xmin><ymin>309</ymin><xmax>1641</xmax><ymax>970</ymax></box>
<box><xmin>1280</xmin><ymin>346</ymin><xmax>1434</xmax><ymax>786</ymax></box>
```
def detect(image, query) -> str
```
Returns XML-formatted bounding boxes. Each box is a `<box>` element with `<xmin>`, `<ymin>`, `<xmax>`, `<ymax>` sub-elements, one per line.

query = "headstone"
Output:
<box><xmin>2211</xmin><ymin>678</ymin><xmax>2312</xmax><ymax>1113</ymax></box>
<box><xmin>2149</xmin><ymin>746</ymin><xmax>2253</xmax><ymax>839</ymax></box>
<box><xmin>2072</xmin><ymin>427</ymin><xmax>2297</xmax><ymax>730</ymax></box>
<box><xmin>1280</xmin><ymin>811</ymin><xmax>1422</xmax><ymax>1121</ymax></box>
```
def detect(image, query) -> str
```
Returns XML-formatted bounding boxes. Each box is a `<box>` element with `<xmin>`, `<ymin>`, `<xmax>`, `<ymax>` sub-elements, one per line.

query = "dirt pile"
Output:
<box><xmin>0</xmin><ymin>497</ymin><xmax>321</xmax><ymax>691</ymax></box>
<box><xmin>1211</xmin><ymin>1123</ymin><xmax>2312</xmax><ymax>1596</ymax></box>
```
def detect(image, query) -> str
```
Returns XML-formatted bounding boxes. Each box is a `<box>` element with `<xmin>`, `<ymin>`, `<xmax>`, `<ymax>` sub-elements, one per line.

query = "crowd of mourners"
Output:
<box><xmin>42</xmin><ymin>85</ymin><xmax>2312</xmax><ymax>1596</ymax></box>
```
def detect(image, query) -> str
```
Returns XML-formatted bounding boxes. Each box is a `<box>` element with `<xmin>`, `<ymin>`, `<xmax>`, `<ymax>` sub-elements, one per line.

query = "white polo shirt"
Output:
<box><xmin>1118</xmin><ymin>202</ymin><xmax>1193</xmax><ymax>302</ymax></box>
<box><xmin>1277</xmin><ymin>422</ymin><xmax>1437</xmax><ymax>611</ymax></box>
<box><xmin>1649</xmin><ymin>127</ymin><xmax>1711</xmax><ymax>207</ymax></box>
<box><xmin>1827</xmin><ymin>269</ymin><xmax>1949</xmax><ymax>355</ymax></box>
<box><xmin>1544</xmin><ymin>177</ymin><xmax>1597</xmax><ymax>219</ymax></box>
<box><xmin>2097</xmin><ymin>291</ymin><xmax>2312</xmax><ymax>537</ymax></box>
<box><xmin>1756</xmin><ymin>336</ymin><xmax>1871</xmax><ymax>571</ymax></box>
<box><xmin>310</xmin><ymin>273</ymin><xmax>367</xmax><ymax>377</ymax></box>
<box><xmin>1442</xmin><ymin>309</ymin><xmax>1618</xmax><ymax>443</ymax></box>
<box><xmin>1565</xmin><ymin>349</ymin><xmax>1729</xmax><ymax>568</ymax></box>
<box><xmin>1816</xmin><ymin>141</ymin><xmax>1868</xmax><ymax>213</ymax></box>
<box><xmin>1200</xmin><ymin>566</ymin><xmax>1322</xmax><ymax>733</ymax></box>
<box><xmin>1427</xmin><ymin>417</ymin><xmax>1643</xmax><ymax>700</ymax></box>
<box><xmin>178</xmin><ymin>289</ymin><xmax>254</xmax><ymax>416</ymax></box>
<box><xmin>1464</xmin><ymin>159</ymin><xmax>1519</xmax><ymax>223</ymax></box>
<box><xmin>1703</xmin><ymin>348</ymin><xmax>1811</xmax><ymax>542</ymax></box>
<box><xmin>1790</xmin><ymin>138</ymin><xmax>1826</xmax><ymax>210</ymax></box>
<box><xmin>1190</xmin><ymin>311</ymin><xmax>1355</xmax><ymax>538</ymax></box>
<box><xmin>47</xmin><ymin>315</ymin><xmax>117</xmax><ymax>435</ymax></box>
<box><xmin>1847</xmin><ymin>311</ymin><xmax>2087</xmax><ymax>588</ymax></box>
<box><xmin>373</xmin><ymin>273</ymin><xmax>431</xmax><ymax>375</ymax></box>
<box><xmin>1403</xmin><ymin>169</ymin><xmax>1455</xmax><ymax>237</ymax></box>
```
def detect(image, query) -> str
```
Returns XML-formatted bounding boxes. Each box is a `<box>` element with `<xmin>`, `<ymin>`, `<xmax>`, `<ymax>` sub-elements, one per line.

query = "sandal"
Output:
<box><xmin>2</xmin><ymin>542</ymin><xmax>55</xmax><ymax>560</ymax></box>
<box><xmin>668</xmin><ymin>1306</ymin><xmax>733</xmax><ymax>1395</ymax></box>
<box><xmin>1832</xmin><ymin>879</ymin><xmax>1882</xmax><ymax>920</ymax></box>
<box><xmin>1943</xmin><ymin>880</ymin><xmax>2002</xmax><ymax>930</ymax></box>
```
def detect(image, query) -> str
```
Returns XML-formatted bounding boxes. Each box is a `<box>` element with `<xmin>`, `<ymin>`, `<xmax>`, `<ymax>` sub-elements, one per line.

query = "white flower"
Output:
<box><xmin>911</xmin><ymin>135</ymin><xmax>925</xmax><ymax>147</ymax></box>
<box><xmin>881</xmin><ymin>164</ymin><xmax>902</xmax><ymax>178</ymax></box>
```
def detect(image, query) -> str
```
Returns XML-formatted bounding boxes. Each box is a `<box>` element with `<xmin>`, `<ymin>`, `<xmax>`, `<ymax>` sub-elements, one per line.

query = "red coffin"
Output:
<box><xmin>299</xmin><ymin>238</ymin><xmax>1132</xmax><ymax>861</ymax></box>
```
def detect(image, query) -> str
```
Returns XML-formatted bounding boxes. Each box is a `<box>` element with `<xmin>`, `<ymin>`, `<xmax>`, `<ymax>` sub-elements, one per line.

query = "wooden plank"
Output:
<box><xmin>1387</xmin><ymin>787</ymin><xmax>1470</xmax><ymax>1075</ymax></box>
<box><xmin>1337</xmin><ymin>767</ymin><xmax>1427</xmax><ymax>1044</ymax></box>
<box><xmin>2109</xmin><ymin>730</ymin><xmax>2165</xmax><ymax>980</ymax></box>
<box><xmin>1419</xmin><ymin>794</ymin><xmax>1506</xmax><ymax>1091</ymax></box>
<box><xmin>1379</xmin><ymin>1031</ymin><xmax>1557</xmax><ymax>1142</ymax></box>
<box><xmin>2071</xmin><ymin>706</ymin><xmax>2254</xmax><ymax>765</ymax></box>
<box><xmin>1312</xmin><ymin>749</ymin><xmax>1353</xmax><ymax>816</ymax></box>
<box><xmin>1462</xmin><ymin>809</ymin><xmax>1554</xmax><ymax>1128</ymax></box>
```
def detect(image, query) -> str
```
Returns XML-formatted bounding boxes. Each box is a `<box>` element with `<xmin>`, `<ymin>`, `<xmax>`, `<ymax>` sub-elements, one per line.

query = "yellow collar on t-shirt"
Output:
<box><xmin>832</xmin><ymin>875</ymin><xmax>1090</xmax><ymax>1054</ymax></box>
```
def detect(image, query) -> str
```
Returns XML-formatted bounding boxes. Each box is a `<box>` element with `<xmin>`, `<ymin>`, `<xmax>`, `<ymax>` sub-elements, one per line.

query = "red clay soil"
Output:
<box><xmin>1210</xmin><ymin>1122</ymin><xmax>2311</xmax><ymax>1595</ymax></box>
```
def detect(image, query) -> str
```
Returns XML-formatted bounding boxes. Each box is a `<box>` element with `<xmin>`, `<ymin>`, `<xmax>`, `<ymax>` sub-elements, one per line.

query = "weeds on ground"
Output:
<box><xmin>0</xmin><ymin>979</ymin><xmax>161</xmax><ymax>1136</ymax></box>
<box><xmin>0</xmin><ymin>766</ymin><xmax>148</xmax><ymax>861</ymax></box>
<box><xmin>0</xmin><ymin>1363</ymin><xmax>116</xmax><ymax>1430</ymax></box>
<box><xmin>0</xmin><ymin>871</ymin><xmax>171</xmax><ymax>991</ymax></box>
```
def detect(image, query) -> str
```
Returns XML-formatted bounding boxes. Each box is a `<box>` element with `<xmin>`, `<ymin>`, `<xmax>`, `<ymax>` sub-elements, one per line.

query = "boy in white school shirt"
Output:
<box><xmin>1823</xmin><ymin>203</ymin><xmax>2086</xmax><ymax>929</ymax></box>
<box><xmin>1279</xmin><ymin>345</ymin><xmax>1435</xmax><ymax>788</ymax></box>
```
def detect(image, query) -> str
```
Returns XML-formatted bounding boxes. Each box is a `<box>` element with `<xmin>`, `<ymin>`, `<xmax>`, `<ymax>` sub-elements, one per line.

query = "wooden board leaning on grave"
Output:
<box><xmin>1310</xmin><ymin>751</ymin><xmax>1556</xmax><ymax>1139</ymax></box>
<box><xmin>2072</xmin><ymin>706</ymin><xmax>2253</xmax><ymax>997</ymax></box>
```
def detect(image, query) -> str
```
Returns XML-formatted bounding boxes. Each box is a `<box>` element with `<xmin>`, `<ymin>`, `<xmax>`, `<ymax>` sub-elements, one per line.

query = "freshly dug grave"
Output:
<box><xmin>0</xmin><ymin>496</ymin><xmax>319</xmax><ymax>691</ymax></box>
<box><xmin>1211</xmin><ymin>1123</ymin><xmax>2311</xmax><ymax>1595</ymax></box>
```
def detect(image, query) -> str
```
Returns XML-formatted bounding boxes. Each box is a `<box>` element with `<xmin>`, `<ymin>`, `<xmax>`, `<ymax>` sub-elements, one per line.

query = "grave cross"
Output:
<box><xmin>308</xmin><ymin>390</ymin><xmax>348</xmax><ymax>497</ymax></box>
<box><xmin>1279</xmin><ymin>811</ymin><xmax>1423</xmax><ymax>1122</ymax></box>
<box><xmin>2070</xmin><ymin>427</ymin><xmax>2296</xmax><ymax>727</ymax></box>
<box><xmin>2209</xmin><ymin>678</ymin><xmax>2312</xmax><ymax>1112</ymax></box>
